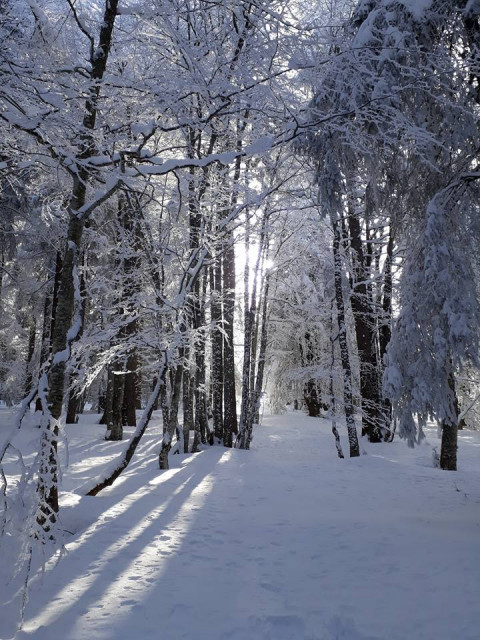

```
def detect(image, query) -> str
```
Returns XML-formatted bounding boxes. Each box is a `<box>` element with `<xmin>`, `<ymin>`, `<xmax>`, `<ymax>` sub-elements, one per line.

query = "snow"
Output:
<box><xmin>245</xmin><ymin>137</ymin><xmax>275</xmax><ymax>156</ymax></box>
<box><xmin>1</xmin><ymin>409</ymin><xmax>479</xmax><ymax>640</ymax></box>
<box><xmin>397</xmin><ymin>0</ymin><xmax>432</xmax><ymax>20</ymax></box>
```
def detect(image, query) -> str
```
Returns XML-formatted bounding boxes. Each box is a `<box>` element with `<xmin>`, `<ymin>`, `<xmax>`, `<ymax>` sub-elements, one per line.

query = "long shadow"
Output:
<box><xmin>60</xmin><ymin>424</ymin><xmax>162</xmax><ymax>486</ymax></box>
<box><xmin>21</xmin><ymin>449</ymin><xmax>228</xmax><ymax>637</ymax></box>
<box><xmin>58</xmin><ymin>439</ymin><xmax>186</xmax><ymax>550</ymax></box>
<box><xmin>49</xmin><ymin>445</ymin><xmax>315</xmax><ymax>640</ymax></box>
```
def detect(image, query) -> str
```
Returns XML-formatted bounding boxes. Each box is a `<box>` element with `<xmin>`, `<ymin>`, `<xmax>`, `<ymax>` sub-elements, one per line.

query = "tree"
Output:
<box><xmin>303</xmin><ymin>0</ymin><xmax>479</xmax><ymax>463</ymax></box>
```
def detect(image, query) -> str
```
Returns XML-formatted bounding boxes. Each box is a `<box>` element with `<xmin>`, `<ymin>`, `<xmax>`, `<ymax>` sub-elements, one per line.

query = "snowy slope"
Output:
<box><xmin>1</xmin><ymin>411</ymin><xmax>479</xmax><ymax>640</ymax></box>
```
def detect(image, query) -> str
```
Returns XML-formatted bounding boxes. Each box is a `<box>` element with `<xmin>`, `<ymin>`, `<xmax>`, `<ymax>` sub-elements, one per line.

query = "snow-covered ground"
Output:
<box><xmin>1</xmin><ymin>410</ymin><xmax>479</xmax><ymax>640</ymax></box>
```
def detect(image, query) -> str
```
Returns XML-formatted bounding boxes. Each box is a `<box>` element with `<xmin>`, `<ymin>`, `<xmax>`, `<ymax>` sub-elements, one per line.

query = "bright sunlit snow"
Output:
<box><xmin>1</xmin><ymin>410</ymin><xmax>479</xmax><ymax>640</ymax></box>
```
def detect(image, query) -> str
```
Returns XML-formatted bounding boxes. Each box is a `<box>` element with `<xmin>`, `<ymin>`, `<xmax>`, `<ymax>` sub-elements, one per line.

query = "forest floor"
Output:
<box><xmin>1</xmin><ymin>409</ymin><xmax>479</xmax><ymax>640</ymax></box>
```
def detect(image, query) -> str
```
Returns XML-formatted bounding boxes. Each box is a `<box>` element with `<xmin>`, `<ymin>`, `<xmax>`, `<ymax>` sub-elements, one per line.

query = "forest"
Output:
<box><xmin>0</xmin><ymin>1</ymin><xmax>479</xmax><ymax>638</ymax></box>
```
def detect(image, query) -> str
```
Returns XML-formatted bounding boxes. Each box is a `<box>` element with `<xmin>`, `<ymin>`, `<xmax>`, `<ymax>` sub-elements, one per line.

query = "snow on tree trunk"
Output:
<box><xmin>159</xmin><ymin>353</ymin><xmax>184</xmax><ymax>470</ymax></box>
<box><xmin>345</xmin><ymin>193</ymin><xmax>383</xmax><ymax>443</ymax></box>
<box><xmin>37</xmin><ymin>0</ymin><xmax>120</xmax><ymax>529</ymax></box>
<box><xmin>332</xmin><ymin>217</ymin><xmax>360</xmax><ymax>458</ymax></box>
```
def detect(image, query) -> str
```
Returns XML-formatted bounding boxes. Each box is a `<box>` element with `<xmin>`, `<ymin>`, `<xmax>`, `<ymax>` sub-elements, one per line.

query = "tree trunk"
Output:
<box><xmin>253</xmin><ymin>274</ymin><xmax>270</xmax><ymax>424</ymax></box>
<box><xmin>237</xmin><ymin>209</ymin><xmax>266</xmax><ymax>450</ymax></box>
<box><xmin>36</xmin><ymin>251</ymin><xmax>62</xmax><ymax>412</ymax></box>
<box><xmin>331</xmin><ymin>215</ymin><xmax>360</xmax><ymax>458</ymax></box>
<box><xmin>159</xmin><ymin>351</ymin><xmax>184</xmax><ymax>470</ymax></box>
<box><xmin>186</xmin><ymin>138</ymin><xmax>210</xmax><ymax>452</ymax></box>
<box><xmin>300</xmin><ymin>332</ymin><xmax>321</xmax><ymax>417</ymax></box>
<box><xmin>120</xmin><ymin>191</ymin><xmax>142</xmax><ymax>428</ymax></box>
<box><xmin>237</xmin><ymin>213</ymin><xmax>253</xmax><ymax>448</ymax></box>
<box><xmin>66</xmin><ymin>385</ymin><xmax>79</xmax><ymax>425</ymax></box>
<box><xmin>100</xmin><ymin>364</ymin><xmax>114</xmax><ymax>425</ymax></box>
<box><xmin>41</xmin><ymin>207</ymin><xmax>85</xmax><ymax>525</ymax></box>
<box><xmin>380</xmin><ymin>229</ymin><xmax>394</xmax><ymax>440</ymax></box>
<box><xmin>191</xmin><ymin>270</ymin><xmax>210</xmax><ymax>451</ymax></box>
<box><xmin>66</xmin><ymin>260</ymin><xmax>87</xmax><ymax>425</ymax></box>
<box><xmin>24</xmin><ymin>316</ymin><xmax>36</xmax><ymax>397</ymax></box>
<box><xmin>222</xmin><ymin>132</ymin><xmax>247</xmax><ymax>447</ymax></box>
<box><xmin>105</xmin><ymin>363</ymin><xmax>125</xmax><ymax>441</ymax></box>
<box><xmin>122</xmin><ymin>349</ymin><xmax>138</xmax><ymax>427</ymax></box>
<box><xmin>440</xmin><ymin>370</ymin><xmax>459</xmax><ymax>470</ymax></box>
<box><xmin>160</xmin><ymin>368</ymin><xmax>170</xmax><ymax>434</ymax></box>
<box><xmin>182</xmin><ymin>349</ymin><xmax>194</xmax><ymax>453</ymax></box>
<box><xmin>38</xmin><ymin>0</ymin><xmax>120</xmax><ymax>528</ymax></box>
<box><xmin>329</xmin><ymin>301</ymin><xmax>344</xmax><ymax>459</ymax></box>
<box><xmin>222</xmin><ymin>232</ymin><xmax>237</xmax><ymax>447</ymax></box>
<box><xmin>210</xmin><ymin>258</ymin><xmax>224</xmax><ymax>442</ymax></box>
<box><xmin>346</xmin><ymin>200</ymin><xmax>383</xmax><ymax>443</ymax></box>
<box><xmin>440</xmin><ymin>417</ymin><xmax>458</xmax><ymax>471</ymax></box>
<box><xmin>87</xmin><ymin>360</ymin><xmax>166</xmax><ymax>496</ymax></box>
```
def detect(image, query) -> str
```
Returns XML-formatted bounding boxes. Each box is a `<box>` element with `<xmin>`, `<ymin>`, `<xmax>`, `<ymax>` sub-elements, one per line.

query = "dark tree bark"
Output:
<box><xmin>300</xmin><ymin>332</ymin><xmax>321</xmax><ymax>417</ymax></box>
<box><xmin>100</xmin><ymin>365</ymin><xmax>114</xmax><ymax>426</ymax></box>
<box><xmin>182</xmin><ymin>355</ymin><xmax>194</xmax><ymax>453</ymax></box>
<box><xmin>237</xmin><ymin>212</ymin><xmax>254</xmax><ymax>448</ymax></box>
<box><xmin>135</xmin><ymin>365</ymin><xmax>143</xmax><ymax>410</ymax></box>
<box><xmin>222</xmin><ymin>136</ymin><xmax>246</xmax><ymax>447</ymax></box>
<box><xmin>222</xmin><ymin>231</ymin><xmax>237</xmax><ymax>447</ymax></box>
<box><xmin>210</xmin><ymin>258</ymin><xmax>224</xmax><ymax>442</ymax></box>
<box><xmin>252</xmin><ymin>274</ymin><xmax>270</xmax><ymax>425</ymax></box>
<box><xmin>304</xmin><ymin>380</ymin><xmax>321</xmax><ymax>417</ymax></box>
<box><xmin>440</xmin><ymin>416</ymin><xmax>458</xmax><ymax>471</ymax></box>
<box><xmin>187</xmin><ymin>133</ymin><xmax>211</xmax><ymax>452</ymax></box>
<box><xmin>188</xmin><ymin>205</ymin><xmax>209</xmax><ymax>450</ymax></box>
<box><xmin>380</xmin><ymin>230</ymin><xmax>394</xmax><ymax>440</ymax></box>
<box><xmin>379</xmin><ymin>231</ymin><xmax>393</xmax><ymax>362</ymax></box>
<box><xmin>105</xmin><ymin>363</ymin><xmax>125</xmax><ymax>441</ymax></box>
<box><xmin>160</xmin><ymin>369</ymin><xmax>170</xmax><ymax>434</ymax></box>
<box><xmin>66</xmin><ymin>386</ymin><xmax>80</xmax><ymax>425</ymax></box>
<box><xmin>122</xmin><ymin>349</ymin><xmax>138</xmax><ymax>427</ymax></box>
<box><xmin>440</xmin><ymin>369</ymin><xmax>460</xmax><ymax>470</ymax></box>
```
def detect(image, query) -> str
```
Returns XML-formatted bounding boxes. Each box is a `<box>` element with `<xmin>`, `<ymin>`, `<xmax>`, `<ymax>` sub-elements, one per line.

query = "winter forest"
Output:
<box><xmin>0</xmin><ymin>0</ymin><xmax>479</xmax><ymax>638</ymax></box>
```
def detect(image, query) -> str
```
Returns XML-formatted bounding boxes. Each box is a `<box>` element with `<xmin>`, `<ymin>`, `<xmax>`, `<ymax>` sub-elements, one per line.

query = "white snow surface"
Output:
<box><xmin>1</xmin><ymin>410</ymin><xmax>479</xmax><ymax>640</ymax></box>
